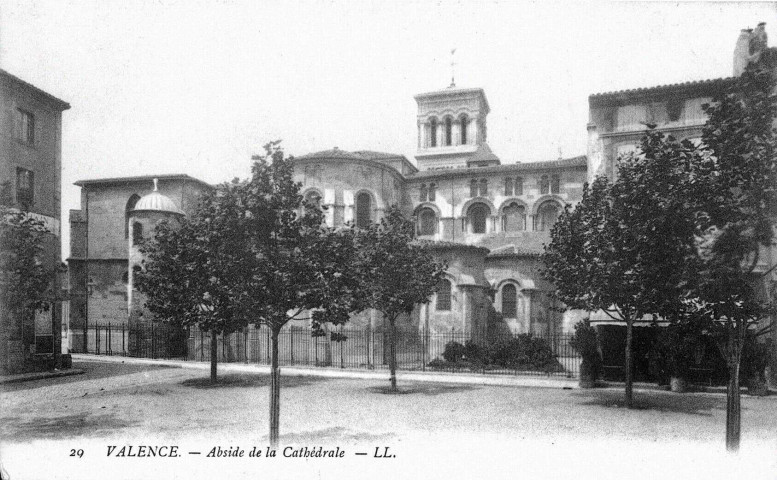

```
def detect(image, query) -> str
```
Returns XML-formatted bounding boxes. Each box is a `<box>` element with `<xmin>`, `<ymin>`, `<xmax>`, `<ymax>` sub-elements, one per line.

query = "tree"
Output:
<box><xmin>239</xmin><ymin>141</ymin><xmax>368</xmax><ymax>447</ymax></box>
<box><xmin>135</xmin><ymin>180</ymin><xmax>253</xmax><ymax>383</ymax></box>
<box><xmin>690</xmin><ymin>52</ymin><xmax>777</xmax><ymax>452</ymax></box>
<box><xmin>0</xmin><ymin>206</ymin><xmax>56</xmax><ymax>366</ymax></box>
<box><xmin>543</xmin><ymin>131</ymin><xmax>701</xmax><ymax>408</ymax></box>
<box><xmin>357</xmin><ymin>206</ymin><xmax>446</xmax><ymax>392</ymax></box>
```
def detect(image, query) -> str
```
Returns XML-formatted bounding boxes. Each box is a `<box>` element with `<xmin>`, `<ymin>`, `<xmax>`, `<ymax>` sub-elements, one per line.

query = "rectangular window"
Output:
<box><xmin>17</xmin><ymin>109</ymin><xmax>35</xmax><ymax>145</ymax></box>
<box><xmin>16</xmin><ymin>168</ymin><xmax>34</xmax><ymax>206</ymax></box>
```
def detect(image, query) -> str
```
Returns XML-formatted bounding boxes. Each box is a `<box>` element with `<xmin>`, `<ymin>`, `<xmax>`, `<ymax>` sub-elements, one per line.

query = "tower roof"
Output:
<box><xmin>131</xmin><ymin>179</ymin><xmax>185</xmax><ymax>216</ymax></box>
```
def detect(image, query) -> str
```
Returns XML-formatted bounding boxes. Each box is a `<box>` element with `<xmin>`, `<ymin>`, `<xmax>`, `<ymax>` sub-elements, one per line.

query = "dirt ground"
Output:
<box><xmin>1</xmin><ymin>359</ymin><xmax>776</xmax><ymax>480</ymax></box>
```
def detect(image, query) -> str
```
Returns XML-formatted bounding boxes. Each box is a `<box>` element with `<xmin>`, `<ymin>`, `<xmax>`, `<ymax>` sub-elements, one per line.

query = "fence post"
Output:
<box><xmin>290</xmin><ymin>327</ymin><xmax>295</xmax><ymax>365</ymax></box>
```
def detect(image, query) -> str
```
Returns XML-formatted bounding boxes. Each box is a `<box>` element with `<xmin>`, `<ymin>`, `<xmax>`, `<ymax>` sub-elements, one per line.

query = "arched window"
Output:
<box><xmin>504</xmin><ymin>178</ymin><xmax>513</xmax><ymax>196</ymax></box>
<box><xmin>436</xmin><ymin>279</ymin><xmax>452</xmax><ymax>311</ymax></box>
<box><xmin>125</xmin><ymin>194</ymin><xmax>141</xmax><ymax>239</ymax></box>
<box><xmin>551</xmin><ymin>174</ymin><xmax>560</xmax><ymax>194</ymax></box>
<box><xmin>132</xmin><ymin>221</ymin><xmax>144</xmax><ymax>245</ymax></box>
<box><xmin>420</xmin><ymin>184</ymin><xmax>428</xmax><ymax>202</ymax></box>
<box><xmin>479</xmin><ymin>179</ymin><xmax>487</xmax><ymax>196</ymax></box>
<box><xmin>468</xmin><ymin>203</ymin><xmax>489</xmax><ymax>234</ymax></box>
<box><xmin>460</xmin><ymin>115</ymin><xmax>468</xmax><ymax>144</ymax></box>
<box><xmin>428</xmin><ymin>183</ymin><xmax>436</xmax><ymax>201</ymax></box>
<box><xmin>515</xmin><ymin>177</ymin><xmax>524</xmax><ymax>196</ymax></box>
<box><xmin>502</xmin><ymin>284</ymin><xmax>517</xmax><ymax>318</ymax></box>
<box><xmin>537</xmin><ymin>202</ymin><xmax>560</xmax><ymax>232</ymax></box>
<box><xmin>430</xmin><ymin>118</ymin><xmax>438</xmax><ymax>147</ymax></box>
<box><xmin>417</xmin><ymin>208</ymin><xmax>437</xmax><ymax>236</ymax></box>
<box><xmin>445</xmin><ymin>117</ymin><xmax>453</xmax><ymax>146</ymax></box>
<box><xmin>503</xmin><ymin>202</ymin><xmax>526</xmax><ymax>232</ymax></box>
<box><xmin>356</xmin><ymin>192</ymin><xmax>372</xmax><ymax>228</ymax></box>
<box><xmin>470</xmin><ymin>179</ymin><xmax>478</xmax><ymax>197</ymax></box>
<box><xmin>540</xmin><ymin>175</ymin><xmax>550</xmax><ymax>195</ymax></box>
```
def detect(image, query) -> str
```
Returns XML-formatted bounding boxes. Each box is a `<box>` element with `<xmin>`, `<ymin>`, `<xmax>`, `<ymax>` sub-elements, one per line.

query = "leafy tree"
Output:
<box><xmin>690</xmin><ymin>52</ymin><xmax>777</xmax><ymax>452</ymax></box>
<box><xmin>543</xmin><ymin>130</ymin><xmax>701</xmax><ymax>408</ymax></box>
<box><xmin>239</xmin><ymin>142</ymin><xmax>369</xmax><ymax>447</ymax></box>
<box><xmin>136</xmin><ymin>180</ymin><xmax>253</xmax><ymax>383</ymax></box>
<box><xmin>357</xmin><ymin>206</ymin><xmax>446</xmax><ymax>392</ymax></box>
<box><xmin>0</xmin><ymin>206</ymin><xmax>56</xmax><ymax>366</ymax></box>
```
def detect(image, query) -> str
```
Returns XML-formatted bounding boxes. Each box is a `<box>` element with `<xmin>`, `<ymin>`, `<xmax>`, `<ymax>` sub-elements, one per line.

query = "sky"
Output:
<box><xmin>1</xmin><ymin>0</ymin><xmax>776</xmax><ymax>258</ymax></box>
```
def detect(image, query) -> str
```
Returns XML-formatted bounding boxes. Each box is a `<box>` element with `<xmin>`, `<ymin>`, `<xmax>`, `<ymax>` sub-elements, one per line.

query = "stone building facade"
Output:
<box><xmin>67</xmin><ymin>174</ymin><xmax>209</xmax><ymax>352</ymax></box>
<box><xmin>0</xmin><ymin>69</ymin><xmax>70</xmax><ymax>373</ymax></box>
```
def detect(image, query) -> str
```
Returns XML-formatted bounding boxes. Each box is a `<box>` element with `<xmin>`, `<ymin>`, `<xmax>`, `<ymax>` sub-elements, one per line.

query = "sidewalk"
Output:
<box><xmin>0</xmin><ymin>368</ymin><xmax>85</xmax><ymax>385</ymax></box>
<box><xmin>71</xmin><ymin>353</ymin><xmax>580</xmax><ymax>390</ymax></box>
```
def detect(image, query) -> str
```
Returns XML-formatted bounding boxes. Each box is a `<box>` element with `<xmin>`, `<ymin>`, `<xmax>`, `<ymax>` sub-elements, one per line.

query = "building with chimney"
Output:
<box><xmin>0</xmin><ymin>69</ymin><xmax>70</xmax><ymax>374</ymax></box>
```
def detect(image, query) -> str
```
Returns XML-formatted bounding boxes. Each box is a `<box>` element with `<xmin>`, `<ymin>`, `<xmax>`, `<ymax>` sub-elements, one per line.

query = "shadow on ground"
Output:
<box><xmin>0</xmin><ymin>412</ymin><xmax>138</xmax><ymax>441</ymax></box>
<box><xmin>271</xmin><ymin>427</ymin><xmax>398</xmax><ymax>444</ymax></box>
<box><xmin>367</xmin><ymin>383</ymin><xmax>478</xmax><ymax>396</ymax></box>
<box><xmin>180</xmin><ymin>373</ymin><xmax>329</xmax><ymax>389</ymax></box>
<box><xmin>1</xmin><ymin>361</ymin><xmax>177</xmax><ymax>393</ymax></box>
<box><xmin>573</xmin><ymin>389</ymin><xmax>728</xmax><ymax>416</ymax></box>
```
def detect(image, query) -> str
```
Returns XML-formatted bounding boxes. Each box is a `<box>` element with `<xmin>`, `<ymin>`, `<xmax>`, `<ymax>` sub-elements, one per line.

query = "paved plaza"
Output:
<box><xmin>1</xmin><ymin>359</ymin><xmax>776</xmax><ymax>479</ymax></box>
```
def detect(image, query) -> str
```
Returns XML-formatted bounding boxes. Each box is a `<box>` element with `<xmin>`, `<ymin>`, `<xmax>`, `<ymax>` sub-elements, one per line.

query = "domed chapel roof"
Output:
<box><xmin>131</xmin><ymin>178</ymin><xmax>185</xmax><ymax>216</ymax></box>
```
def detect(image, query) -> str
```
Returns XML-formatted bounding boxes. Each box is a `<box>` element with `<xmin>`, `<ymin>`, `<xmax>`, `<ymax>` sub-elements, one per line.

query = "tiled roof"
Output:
<box><xmin>590</xmin><ymin>77</ymin><xmax>735</xmax><ymax>104</ymax></box>
<box><xmin>408</xmin><ymin>156</ymin><xmax>587</xmax><ymax>180</ymax></box>
<box><xmin>353</xmin><ymin>150</ymin><xmax>405</xmax><ymax>160</ymax></box>
<box><xmin>294</xmin><ymin>148</ymin><xmax>367</xmax><ymax>161</ymax></box>
<box><xmin>0</xmin><ymin>69</ymin><xmax>71</xmax><ymax>110</ymax></box>
<box><xmin>74</xmin><ymin>174</ymin><xmax>210</xmax><ymax>189</ymax></box>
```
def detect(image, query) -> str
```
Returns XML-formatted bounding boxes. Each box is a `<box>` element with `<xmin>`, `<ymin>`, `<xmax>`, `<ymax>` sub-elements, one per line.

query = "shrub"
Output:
<box><xmin>437</xmin><ymin>335</ymin><xmax>562</xmax><ymax>372</ymax></box>
<box><xmin>570</xmin><ymin>321</ymin><xmax>602</xmax><ymax>379</ymax></box>
<box><xmin>442</xmin><ymin>341</ymin><xmax>466</xmax><ymax>363</ymax></box>
<box><xmin>741</xmin><ymin>335</ymin><xmax>771</xmax><ymax>382</ymax></box>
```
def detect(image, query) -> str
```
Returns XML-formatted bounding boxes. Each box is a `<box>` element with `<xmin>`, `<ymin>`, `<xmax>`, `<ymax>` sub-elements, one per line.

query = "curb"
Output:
<box><xmin>0</xmin><ymin>368</ymin><xmax>85</xmax><ymax>385</ymax></box>
<box><xmin>71</xmin><ymin>354</ymin><xmax>580</xmax><ymax>390</ymax></box>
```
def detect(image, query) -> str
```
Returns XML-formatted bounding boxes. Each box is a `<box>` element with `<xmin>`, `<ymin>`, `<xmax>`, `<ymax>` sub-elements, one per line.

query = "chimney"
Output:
<box><xmin>734</xmin><ymin>28</ymin><xmax>753</xmax><ymax>76</ymax></box>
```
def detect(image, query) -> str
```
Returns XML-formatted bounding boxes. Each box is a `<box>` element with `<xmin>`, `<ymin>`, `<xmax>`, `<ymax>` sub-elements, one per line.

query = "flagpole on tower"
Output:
<box><xmin>449</xmin><ymin>48</ymin><xmax>457</xmax><ymax>88</ymax></box>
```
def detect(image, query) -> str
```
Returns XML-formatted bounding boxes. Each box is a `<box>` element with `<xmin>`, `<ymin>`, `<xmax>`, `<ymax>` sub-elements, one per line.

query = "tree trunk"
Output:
<box><xmin>726</xmin><ymin>345</ymin><xmax>742</xmax><ymax>452</ymax></box>
<box><xmin>269</xmin><ymin>326</ymin><xmax>281</xmax><ymax>448</ymax></box>
<box><xmin>624</xmin><ymin>316</ymin><xmax>634</xmax><ymax>409</ymax></box>
<box><xmin>389</xmin><ymin>318</ymin><xmax>398</xmax><ymax>392</ymax></box>
<box><xmin>210</xmin><ymin>330</ymin><xmax>218</xmax><ymax>383</ymax></box>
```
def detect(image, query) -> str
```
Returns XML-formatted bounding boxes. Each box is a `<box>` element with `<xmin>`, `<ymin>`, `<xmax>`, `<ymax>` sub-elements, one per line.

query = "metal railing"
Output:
<box><xmin>82</xmin><ymin>323</ymin><xmax>580</xmax><ymax>377</ymax></box>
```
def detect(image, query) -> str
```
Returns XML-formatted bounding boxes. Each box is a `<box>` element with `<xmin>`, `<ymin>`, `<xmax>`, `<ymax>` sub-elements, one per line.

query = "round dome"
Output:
<box><xmin>131</xmin><ymin>179</ymin><xmax>185</xmax><ymax>216</ymax></box>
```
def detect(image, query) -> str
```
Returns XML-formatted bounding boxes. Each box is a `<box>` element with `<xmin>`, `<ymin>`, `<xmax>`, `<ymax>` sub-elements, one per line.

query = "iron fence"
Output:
<box><xmin>82</xmin><ymin>323</ymin><xmax>580</xmax><ymax>377</ymax></box>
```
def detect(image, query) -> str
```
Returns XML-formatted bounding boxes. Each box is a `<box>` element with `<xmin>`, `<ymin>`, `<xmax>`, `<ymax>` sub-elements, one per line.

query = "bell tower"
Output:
<box><xmin>414</xmin><ymin>87</ymin><xmax>499</xmax><ymax>171</ymax></box>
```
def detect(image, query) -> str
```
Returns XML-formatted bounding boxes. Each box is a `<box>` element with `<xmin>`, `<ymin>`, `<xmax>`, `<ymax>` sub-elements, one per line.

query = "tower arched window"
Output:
<box><xmin>356</xmin><ymin>192</ymin><xmax>372</xmax><ymax>228</ymax></box>
<box><xmin>468</xmin><ymin>203</ymin><xmax>489</xmax><ymax>234</ymax></box>
<box><xmin>515</xmin><ymin>177</ymin><xmax>524</xmax><ymax>196</ymax></box>
<box><xmin>436</xmin><ymin>279</ymin><xmax>452</xmax><ymax>311</ymax></box>
<box><xmin>430</xmin><ymin>118</ymin><xmax>438</xmax><ymax>147</ymax></box>
<box><xmin>503</xmin><ymin>202</ymin><xmax>526</xmax><ymax>232</ymax></box>
<box><xmin>417</xmin><ymin>208</ymin><xmax>437</xmax><ymax>236</ymax></box>
<box><xmin>479</xmin><ymin>179</ymin><xmax>488</xmax><ymax>196</ymax></box>
<box><xmin>551</xmin><ymin>174</ymin><xmax>561</xmax><ymax>194</ymax></box>
<box><xmin>470</xmin><ymin>179</ymin><xmax>478</xmax><ymax>197</ymax></box>
<box><xmin>460</xmin><ymin>115</ymin><xmax>468</xmax><ymax>145</ymax></box>
<box><xmin>125</xmin><ymin>194</ymin><xmax>140</xmax><ymax>239</ymax></box>
<box><xmin>504</xmin><ymin>178</ymin><xmax>513</xmax><ymax>196</ymax></box>
<box><xmin>537</xmin><ymin>202</ymin><xmax>560</xmax><ymax>232</ymax></box>
<box><xmin>540</xmin><ymin>175</ymin><xmax>550</xmax><ymax>195</ymax></box>
<box><xmin>429</xmin><ymin>183</ymin><xmax>436</xmax><ymax>201</ymax></box>
<box><xmin>502</xmin><ymin>284</ymin><xmax>517</xmax><ymax>318</ymax></box>
<box><xmin>132</xmin><ymin>221</ymin><xmax>144</xmax><ymax>245</ymax></box>
<box><xmin>420</xmin><ymin>184</ymin><xmax>428</xmax><ymax>202</ymax></box>
<box><xmin>445</xmin><ymin>117</ymin><xmax>453</xmax><ymax>146</ymax></box>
